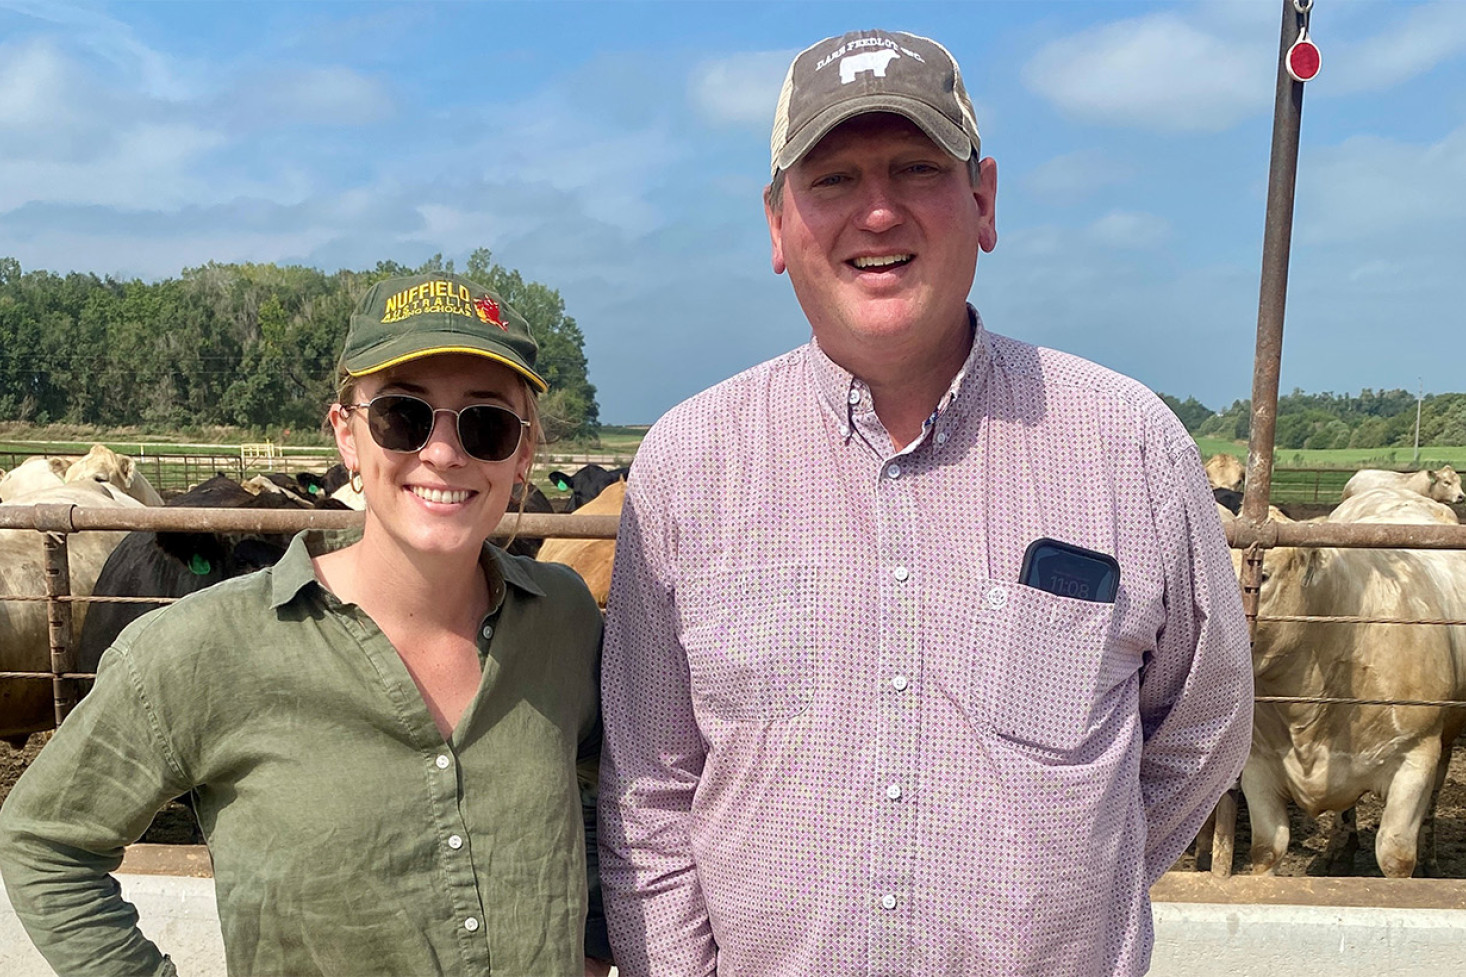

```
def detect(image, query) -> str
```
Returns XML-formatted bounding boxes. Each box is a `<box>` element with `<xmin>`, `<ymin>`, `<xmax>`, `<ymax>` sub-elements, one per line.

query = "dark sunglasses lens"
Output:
<box><xmin>368</xmin><ymin>396</ymin><xmax>434</xmax><ymax>453</ymax></box>
<box><xmin>459</xmin><ymin>405</ymin><xmax>522</xmax><ymax>462</ymax></box>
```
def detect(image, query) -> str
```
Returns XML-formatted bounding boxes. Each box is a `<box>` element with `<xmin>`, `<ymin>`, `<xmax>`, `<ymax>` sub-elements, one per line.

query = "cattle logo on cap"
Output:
<box><xmin>474</xmin><ymin>295</ymin><xmax>507</xmax><ymax>331</ymax></box>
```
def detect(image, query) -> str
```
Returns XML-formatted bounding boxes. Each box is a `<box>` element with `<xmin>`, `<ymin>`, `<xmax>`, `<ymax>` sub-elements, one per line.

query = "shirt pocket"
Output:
<box><xmin>968</xmin><ymin>582</ymin><xmax>1116</xmax><ymax>754</ymax></box>
<box><xmin>677</xmin><ymin>564</ymin><xmax>814</xmax><ymax>722</ymax></box>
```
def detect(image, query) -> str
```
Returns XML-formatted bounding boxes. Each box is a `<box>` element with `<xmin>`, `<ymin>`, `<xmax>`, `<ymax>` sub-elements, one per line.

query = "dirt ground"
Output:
<box><xmin>5</xmin><ymin>731</ymin><xmax>1466</xmax><ymax>873</ymax></box>
<box><xmin>1168</xmin><ymin>743</ymin><xmax>1466</xmax><ymax>878</ymax></box>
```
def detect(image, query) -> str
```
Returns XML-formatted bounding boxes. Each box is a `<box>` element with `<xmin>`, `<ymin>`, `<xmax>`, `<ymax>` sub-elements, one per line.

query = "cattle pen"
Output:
<box><xmin>6</xmin><ymin>6</ymin><xmax>1466</xmax><ymax>976</ymax></box>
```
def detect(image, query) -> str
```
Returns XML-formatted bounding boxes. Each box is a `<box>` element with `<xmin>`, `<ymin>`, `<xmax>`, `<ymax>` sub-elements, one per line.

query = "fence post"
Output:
<box><xmin>42</xmin><ymin>531</ymin><xmax>79</xmax><ymax>728</ymax></box>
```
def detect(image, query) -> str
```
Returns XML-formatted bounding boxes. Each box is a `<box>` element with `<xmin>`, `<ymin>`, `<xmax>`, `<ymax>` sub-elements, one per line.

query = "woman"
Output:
<box><xmin>0</xmin><ymin>273</ymin><xmax>607</xmax><ymax>976</ymax></box>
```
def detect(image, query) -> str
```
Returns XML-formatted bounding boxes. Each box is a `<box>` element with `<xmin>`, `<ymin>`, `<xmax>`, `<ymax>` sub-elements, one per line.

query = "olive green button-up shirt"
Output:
<box><xmin>0</xmin><ymin>530</ymin><xmax>603</xmax><ymax>977</ymax></box>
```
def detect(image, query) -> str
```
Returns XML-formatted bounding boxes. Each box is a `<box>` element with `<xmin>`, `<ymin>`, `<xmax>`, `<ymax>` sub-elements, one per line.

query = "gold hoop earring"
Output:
<box><xmin>349</xmin><ymin>470</ymin><xmax>363</xmax><ymax>493</ymax></box>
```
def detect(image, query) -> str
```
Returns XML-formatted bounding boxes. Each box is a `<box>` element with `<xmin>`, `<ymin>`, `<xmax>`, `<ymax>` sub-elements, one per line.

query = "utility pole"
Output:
<box><xmin>1413</xmin><ymin>378</ymin><xmax>1423</xmax><ymax>467</ymax></box>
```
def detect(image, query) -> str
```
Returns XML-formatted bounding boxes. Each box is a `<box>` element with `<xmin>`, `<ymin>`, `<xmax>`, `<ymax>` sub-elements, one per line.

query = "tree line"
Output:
<box><xmin>0</xmin><ymin>250</ymin><xmax>599</xmax><ymax>441</ymax></box>
<box><xmin>1159</xmin><ymin>388</ymin><xmax>1466</xmax><ymax>449</ymax></box>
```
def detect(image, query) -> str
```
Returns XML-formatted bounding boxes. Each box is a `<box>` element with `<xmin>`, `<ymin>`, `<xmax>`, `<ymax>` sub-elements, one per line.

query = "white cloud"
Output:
<box><xmin>227</xmin><ymin>66</ymin><xmax>393</xmax><ymax>127</ymax></box>
<box><xmin>1297</xmin><ymin>124</ymin><xmax>1466</xmax><ymax>244</ymax></box>
<box><xmin>0</xmin><ymin>0</ymin><xmax>196</xmax><ymax>100</ymax></box>
<box><xmin>0</xmin><ymin>39</ymin><xmax>74</xmax><ymax>128</ymax></box>
<box><xmin>1322</xmin><ymin>1</ymin><xmax>1466</xmax><ymax>94</ymax></box>
<box><xmin>1022</xmin><ymin>149</ymin><xmax>1133</xmax><ymax>200</ymax></box>
<box><xmin>1085</xmin><ymin>210</ymin><xmax>1171</xmax><ymax>250</ymax></box>
<box><xmin>689</xmin><ymin>49</ymin><xmax>794</xmax><ymax>127</ymax></box>
<box><xmin>1022</xmin><ymin>12</ymin><xmax>1272</xmax><ymax>131</ymax></box>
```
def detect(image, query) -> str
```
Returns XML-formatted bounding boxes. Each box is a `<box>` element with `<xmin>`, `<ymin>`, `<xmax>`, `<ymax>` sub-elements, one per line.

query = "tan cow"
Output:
<box><xmin>536</xmin><ymin>479</ymin><xmax>625</xmax><ymax>608</ymax></box>
<box><xmin>0</xmin><ymin>482</ymin><xmax>143</xmax><ymax>743</ymax></box>
<box><xmin>1341</xmin><ymin>465</ymin><xmax>1464</xmax><ymax>505</ymax></box>
<box><xmin>1204</xmin><ymin>452</ymin><xmax>1245</xmax><ymax>492</ymax></box>
<box><xmin>0</xmin><ymin>456</ymin><xmax>74</xmax><ymax>501</ymax></box>
<box><xmin>1241</xmin><ymin>490</ymin><xmax>1466</xmax><ymax>877</ymax></box>
<box><xmin>64</xmin><ymin>444</ymin><xmax>165</xmax><ymax>506</ymax></box>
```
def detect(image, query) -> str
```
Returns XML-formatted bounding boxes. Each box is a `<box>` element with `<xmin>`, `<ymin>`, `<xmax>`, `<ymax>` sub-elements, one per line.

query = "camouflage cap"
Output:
<box><xmin>770</xmin><ymin>29</ymin><xmax>981</xmax><ymax>177</ymax></box>
<box><xmin>339</xmin><ymin>272</ymin><xmax>546</xmax><ymax>393</ymax></box>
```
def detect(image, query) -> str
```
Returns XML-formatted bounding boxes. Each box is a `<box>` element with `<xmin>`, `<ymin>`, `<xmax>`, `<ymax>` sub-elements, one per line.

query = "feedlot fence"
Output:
<box><xmin>1</xmin><ymin>504</ymin><xmax>1463</xmax><ymax>713</ymax></box>
<box><xmin>0</xmin><ymin>449</ymin><xmax>342</xmax><ymax>495</ymax></box>
<box><xmin>6</xmin><ymin>504</ymin><xmax>1461</xmax><ymax>694</ymax></box>
<box><xmin>2</xmin><ymin>503</ymin><xmax>1466</xmax><ymax>887</ymax></box>
<box><xmin>0</xmin><ymin>505</ymin><xmax>617</xmax><ymax>697</ymax></box>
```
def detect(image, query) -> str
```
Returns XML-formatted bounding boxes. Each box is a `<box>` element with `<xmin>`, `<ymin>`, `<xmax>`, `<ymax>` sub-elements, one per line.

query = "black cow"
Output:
<box><xmin>504</xmin><ymin>483</ymin><xmax>553</xmax><ymax>559</ymax></box>
<box><xmin>1213</xmin><ymin>487</ymin><xmax>1244</xmax><ymax>516</ymax></box>
<box><xmin>547</xmin><ymin>464</ymin><xmax>630</xmax><ymax>512</ymax></box>
<box><xmin>321</xmin><ymin>464</ymin><xmax>352</xmax><ymax>496</ymax></box>
<box><xmin>78</xmin><ymin>475</ymin><xmax>346</xmax><ymax>673</ymax></box>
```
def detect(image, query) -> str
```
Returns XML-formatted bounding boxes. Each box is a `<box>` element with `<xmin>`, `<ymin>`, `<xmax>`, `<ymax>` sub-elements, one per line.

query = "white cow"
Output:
<box><xmin>0</xmin><ymin>446</ymin><xmax>163</xmax><ymax>505</ymax></box>
<box><xmin>1204</xmin><ymin>453</ymin><xmax>1245</xmax><ymax>492</ymax></box>
<box><xmin>0</xmin><ymin>456</ymin><xmax>73</xmax><ymax>501</ymax></box>
<box><xmin>0</xmin><ymin>481</ymin><xmax>143</xmax><ymax>743</ymax></box>
<box><xmin>1241</xmin><ymin>490</ymin><xmax>1466</xmax><ymax>877</ymax></box>
<box><xmin>64</xmin><ymin>444</ymin><xmax>164</xmax><ymax>506</ymax></box>
<box><xmin>1341</xmin><ymin>465</ymin><xmax>1464</xmax><ymax>505</ymax></box>
<box><xmin>329</xmin><ymin>481</ymin><xmax>365</xmax><ymax>510</ymax></box>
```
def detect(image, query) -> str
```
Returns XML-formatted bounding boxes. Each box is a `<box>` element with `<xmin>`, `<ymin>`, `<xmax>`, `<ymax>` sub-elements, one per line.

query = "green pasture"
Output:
<box><xmin>1195</xmin><ymin>439</ymin><xmax>1466</xmax><ymax>504</ymax></box>
<box><xmin>1194</xmin><ymin>438</ymin><xmax>1466</xmax><ymax>470</ymax></box>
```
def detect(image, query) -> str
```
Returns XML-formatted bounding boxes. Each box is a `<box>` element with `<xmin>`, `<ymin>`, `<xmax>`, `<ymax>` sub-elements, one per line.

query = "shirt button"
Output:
<box><xmin>886</xmin><ymin>783</ymin><xmax>902</xmax><ymax>800</ymax></box>
<box><xmin>986</xmin><ymin>587</ymin><xmax>1009</xmax><ymax>610</ymax></box>
<box><xmin>847</xmin><ymin>389</ymin><xmax>861</xmax><ymax>405</ymax></box>
<box><xmin>881</xmin><ymin>894</ymin><xmax>898</xmax><ymax>910</ymax></box>
<box><xmin>839</xmin><ymin>424</ymin><xmax>850</xmax><ymax>438</ymax></box>
<box><xmin>481</xmin><ymin>624</ymin><xmax>494</xmax><ymax>640</ymax></box>
<box><xmin>893</xmin><ymin>566</ymin><xmax>909</xmax><ymax>582</ymax></box>
<box><xmin>886</xmin><ymin>463</ymin><xmax>901</xmax><ymax>479</ymax></box>
<box><xmin>892</xmin><ymin>675</ymin><xmax>909</xmax><ymax>691</ymax></box>
<box><xmin>936</xmin><ymin>431</ymin><xmax>949</xmax><ymax>444</ymax></box>
<box><xmin>435</xmin><ymin>754</ymin><xmax>451</xmax><ymax>770</ymax></box>
<box><xmin>464</xmin><ymin>917</ymin><xmax>480</xmax><ymax>932</ymax></box>
<box><xmin>448</xmin><ymin>834</ymin><xmax>464</xmax><ymax>850</ymax></box>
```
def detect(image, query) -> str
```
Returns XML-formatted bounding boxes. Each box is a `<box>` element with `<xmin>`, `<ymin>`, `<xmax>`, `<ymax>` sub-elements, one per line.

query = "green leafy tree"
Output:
<box><xmin>0</xmin><ymin>252</ymin><xmax>599</xmax><ymax>439</ymax></box>
<box><xmin>1157</xmin><ymin>393</ymin><xmax>1214</xmax><ymax>433</ymax></box>
<box><xmin>465</xmin><ymin>248</ymin><xmax>599</xmax><ymax>440</ymax></box>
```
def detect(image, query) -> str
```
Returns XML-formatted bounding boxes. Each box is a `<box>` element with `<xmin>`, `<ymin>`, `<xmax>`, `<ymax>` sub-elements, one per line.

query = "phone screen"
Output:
<box><xmin>1019</xmin><ymin>538</ymin><xmax>1120</xmax><ymax>603</ymax></box>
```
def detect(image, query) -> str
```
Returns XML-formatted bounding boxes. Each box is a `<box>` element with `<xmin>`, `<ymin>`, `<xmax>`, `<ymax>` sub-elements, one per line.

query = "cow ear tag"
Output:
<box><xmin>189</xmin><ymin>554</ymin><xmax>212</xmax><ymax>576</ymax></box>
<box><xmin>554</xmin><ymin>477</ymin><xmax>569</xmax><ymax>491</ymax></box>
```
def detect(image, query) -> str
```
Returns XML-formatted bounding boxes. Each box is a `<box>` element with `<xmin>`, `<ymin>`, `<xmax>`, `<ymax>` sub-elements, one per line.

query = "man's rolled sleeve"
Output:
<box><xmin>599</xmin><ymin>451</ymin><xmax>717</xmax><ymax>977</ymax></box>
<box><xmin>0</xmin><ymin>641</ymin><xmax>192</xmax><ymax>977</ymax></box>
<box><xmin>1137</xmin><ymin>435</ymin><xmax>1254</xmax><ymax>883</ymax></box>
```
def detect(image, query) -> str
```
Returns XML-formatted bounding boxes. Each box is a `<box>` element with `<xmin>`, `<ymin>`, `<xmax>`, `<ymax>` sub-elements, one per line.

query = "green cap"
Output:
<box><xmin>339</xmin><ymin>272</ymin><xmax>547</xmax><ymax>393</ymax></box>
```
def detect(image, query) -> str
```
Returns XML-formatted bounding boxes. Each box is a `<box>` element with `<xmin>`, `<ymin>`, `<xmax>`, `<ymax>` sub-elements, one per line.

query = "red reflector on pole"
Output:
<box><xmin>1287</xmin><ymin>38</ymin><xmax>1321</xmax><ymax>82</ymax></box>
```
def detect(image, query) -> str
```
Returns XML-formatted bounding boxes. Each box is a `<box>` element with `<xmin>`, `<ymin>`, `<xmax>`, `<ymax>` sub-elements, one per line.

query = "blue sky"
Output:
<box><xmin>1</xmin><ymin>1</ymin><xmax>1463</xmax><ymax>424</ymax></box>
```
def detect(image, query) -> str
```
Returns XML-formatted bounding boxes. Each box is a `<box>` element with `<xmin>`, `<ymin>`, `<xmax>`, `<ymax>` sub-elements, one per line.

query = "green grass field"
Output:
<box><xmin>1194</xmin><ymin>439</ymin><xmax>1466</xmax><ymax>504</ymax></box>
<box><xmin>1194</xmin><ymin>438</ymin><xmax>1466</xmax><ymax>470</ymax></box>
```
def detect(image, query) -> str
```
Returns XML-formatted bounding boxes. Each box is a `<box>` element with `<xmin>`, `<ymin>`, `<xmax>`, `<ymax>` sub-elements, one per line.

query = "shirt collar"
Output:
<box><xmin>269</xmin><ymin>529</ymin><xmax>547</xmax><ymax>610</ymax></box>
<box><xmin>807</xmin><ymin>304</ymin><xmax>992</xmax><ymax>444</ymax></box>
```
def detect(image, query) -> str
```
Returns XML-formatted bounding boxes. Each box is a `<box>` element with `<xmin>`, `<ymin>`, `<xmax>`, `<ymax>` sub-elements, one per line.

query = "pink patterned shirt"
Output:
<box><xmin>600</xmin><ymin>312</ymin><xmax>1252</xmax><ymax>976</ymax></box>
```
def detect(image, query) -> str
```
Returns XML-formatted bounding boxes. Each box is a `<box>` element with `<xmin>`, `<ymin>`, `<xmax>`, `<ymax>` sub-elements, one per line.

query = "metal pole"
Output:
<box><xmin>42</xmin><ymin>532</ymin><xmax>79</xmax><ymax>728</ymax></box>
<box><xmin>1241</xmin><ymin>0</ymin><xmax>1309</xmax><ymax>528</ymax></box>
<box><xmin>1414</xmin><ymin>378</ymin><xmax>1422</xmax><ymax>466</ymax></box>
<box><xmin>1220</xmin><ymin>0</ymin><xmax>1313</xmax><ymax>878</ymax></box>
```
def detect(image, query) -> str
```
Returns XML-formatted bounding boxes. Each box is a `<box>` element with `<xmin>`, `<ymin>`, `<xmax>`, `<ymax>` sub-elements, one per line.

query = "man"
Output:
<box><xmin>599</xmin><ymin>29</ymin><xmax>1252</xmax><ymax>977</ymax></box>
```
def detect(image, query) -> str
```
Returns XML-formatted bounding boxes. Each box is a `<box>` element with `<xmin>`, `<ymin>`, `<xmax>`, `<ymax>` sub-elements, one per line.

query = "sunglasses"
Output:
<box><xmin>341</xmin><ymin>394</ymin><xmax>529</xmax><ymax>463</ymax></box>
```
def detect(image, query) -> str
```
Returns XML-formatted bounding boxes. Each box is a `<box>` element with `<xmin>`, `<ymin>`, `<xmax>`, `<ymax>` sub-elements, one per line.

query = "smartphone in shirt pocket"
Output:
<box><xmin>1019</xmin><ymin>538</ymin><xmax>1119</xmax><ymax>604</ymax></box>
